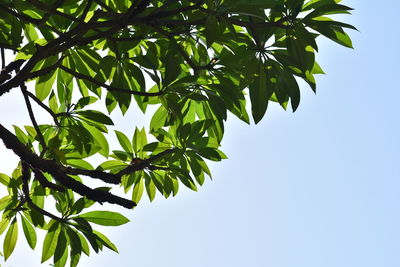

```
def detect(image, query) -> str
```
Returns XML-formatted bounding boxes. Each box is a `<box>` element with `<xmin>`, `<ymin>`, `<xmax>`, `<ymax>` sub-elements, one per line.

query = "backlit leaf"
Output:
<box><xmin>78</xmin><ymin>211</ymin><xmax>129</xmax><ymax>226</ymax></box>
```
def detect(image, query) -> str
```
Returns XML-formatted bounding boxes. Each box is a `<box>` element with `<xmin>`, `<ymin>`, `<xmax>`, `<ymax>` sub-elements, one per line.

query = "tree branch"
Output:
<box><xmin>58</xmin><ymin>64</ymin><xmax>165</xmax><ymax>97</ymax></box>
<box><xmin>21</xmin><ymin>161</ymin><xmax>67</xmax><ymax>223</ymax></box>
<box><xmin>26</xmin><ymin>91</ymin><xmax>60</xmax><ymax>126</ymax></box>
<box><xmin>0</xmin><ymin>42</ymin><xmax>19</xmax><ymax>52</ymax></box>
<box><xmin>32</xmin><ymin>168</ymin><xmax>65</xmax><ymax>192</ymax></box>
<box><xmin>62</xmin><ymin>167</ymin><xmax>121</xmax><ymax>184</ymax></box>
<box><xmin>63</xmin><ymin>149</ymin><xmax>176</xmax><ymax>183</ymax></box>
<box><xmin>0</xmin><ymin>124</ymin><xmax>136</xmax><ymax>208</ymax></box>
<box><xmin>20</xmin><ymin>83</ymin><xmax>47</xmax><ymax>153</ymax></box>
<box><xmin>0</xmin><ymin>59</ymin><xmax>25</xmax><ymax>84</ymax></box>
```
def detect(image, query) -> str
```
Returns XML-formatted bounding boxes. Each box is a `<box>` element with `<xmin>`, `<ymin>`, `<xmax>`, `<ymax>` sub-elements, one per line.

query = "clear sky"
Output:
<box><xmin>1</xmin><ymin>0</ymin><xmax>400</xmax><ymax>266</ymax></box>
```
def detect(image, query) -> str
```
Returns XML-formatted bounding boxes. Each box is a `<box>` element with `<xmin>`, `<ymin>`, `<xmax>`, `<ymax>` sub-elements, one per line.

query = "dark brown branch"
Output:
<box><xmin>20</xmin><ymin>83</ymin><xmax>47</xmax><ymax>152</ymax></box>
<box><xmin>26</xmin><ymin>91</ymin><xmax>60</xmax><ymax>126</ymax></box>
<box><xmin>62</xmin><ymin>167</ymin><xmax>121</xmax><ymax>184</ymax></box>
<box><xmin>0</xmin><ymin>59</ymin><xmax>25</xmax><ymax>84</ymax></box>
<box><xmin>63</xmin><ymin>149</ymin><xmax>176</xmax><ymax>183</ymax></box>
<box><xmin>129</xmin><ymin>0</ymin><xmax>151</xmax><ymax>18</ymax></box>
<box><xmin>21</xmin><ymin>161</ymin><xmax>67</xmax><ymax>223</ymax></box>
<box><xmin>0</xmin><ymin>5</ymin><xmax>41</xmax><ymax>24</ymax></box>
<box><xmin>54</xmin><ymin>169</ymin><xmax>136</xmax><ymax>208</ymax></box>
<box><xmin>58</xmin><ymin>64</ymin><xmax>164</xmax><ymax>97</ymax></box>
<box><xmin>32</xmin><ymin>168</ymin><xmax>65</xmax><ymax>192</ymax></box>
<box><xmin>0</xmin><ymin>124</ymin><xmax>136</xmax><ymax>208</ymax></box>
<box><xmin>0</xmin><ymin>43</ymin><xmax>19</xmax><ymax>52</ymax></box>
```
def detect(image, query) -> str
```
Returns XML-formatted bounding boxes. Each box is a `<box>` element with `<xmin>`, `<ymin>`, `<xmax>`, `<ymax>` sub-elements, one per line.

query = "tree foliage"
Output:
<box><xmin>0</xmin><ymin>0</ymin><xmax>355</xmax><ymax>265</ymax></box>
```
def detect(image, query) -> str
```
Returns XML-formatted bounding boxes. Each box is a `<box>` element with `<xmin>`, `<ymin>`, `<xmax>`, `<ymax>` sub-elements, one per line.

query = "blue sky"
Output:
<box><xmin>1</xmin><ymin>0</ymin><xmax>400</xmax><ymax>266</ymax></box>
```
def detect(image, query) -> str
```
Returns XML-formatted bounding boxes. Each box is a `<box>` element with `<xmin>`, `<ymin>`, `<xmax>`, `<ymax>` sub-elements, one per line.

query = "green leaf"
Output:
<box><xmin>66</xmin><ymin>228</ymin><xmax>82</xmax><ymax>267</ymax></box>
<box><xmin>0</xmin><ymin>173</ymin><xmax>10</xmax><ymax>186</ymax></box>
<box><xmin>177</xmin><ymin>172</ymin><xmax>197</xmax><ymax>191</ymax></box>
<box><xmin>75</xmin><ymin>96</ymin><xmax>98</xmax><ymax>110</ymax></box>
<box><xmin>131</xmin><ymin>178</ymin><xmax>144</xmax><ymax>204</ymax></box>
<box><xmin>48</xmin><ymin>91</ymin><xmax>59</xmax><ymax>113</ymax></box>
<box><xmin>82</xmin><ymin>123</ymin><xmax>109</xmax><ymax>157</ymax></box>
<box><xmin>35</xmin><ymin>60</ymin><xmax>58</xmax><ymax>101</ymax></box>
<box><xmin>115</xmin><ymin>130</ymin><xmax>133</xmax><ymax>153</ymax></box>
<box><xmin>3</xmin><ymin>217</ymin><xmax>18</xmax><ymax>261</ymax></box>
<box><xmin>76</xmin><ymin>231</ymin><xmax>90</xmax><ymax>256</ymax></box>
<box><xmin>145</xmin><ymin>173</ymin><xmax>156</xmax><ymax>201</ymax></box>
<box><xmin>132</xmin><ymin>127</ymin><xmax>147</xmax><ymax>155</ymax></box>
<box><xmin>41</xmin><ymin>221</ymin><xmax>61</xmax><ymax>263</ymax></box>
<box><xmin>303</xmin><ymin>0</ymin><xmax>345</xmax><ymax>11</ymax></box>
<box><xmin>306</xmin><ymin>19</ymin><xmax>354</xmax><ymax>48</ymax></box>
<box><xmin>0</xmin><ymin>195</ymin><xmax>11</xmax><ymax>211</ymax></box>
<box><xmin>78</xmin><ymin>211</ymin><xmax>130</xmax><ymax>226</ymax></box>
<box><xmin>66</xmin><ymin>159</ymin><xmax>94</xmax><ymax>170</ymax></box>
<box><xmin>53</xmin><ymin>230</ymin><xmax>68</xmax><ymax>267</ymax></box>
<box><xmin>164</xmin><ymin>45</ymin><xmax>181</xmax><ymax>85</ymax></box>
<box><xmin>93</xmin><ymin>230</ymin><xmax>118</xmax><ymax>253</ymax></box>
<box><xmin>150</xmin><ymin>106</ymin><xmax>168</xmax><ymax>131</ymax></box>
<box><xmin>70</xmin><ymin>198</ymin><xmax>86</xmax><ymax>215</ymax></box>
<box><xmin>303</xmin><ymin>4</ymin><xmax>353</xmax><ymax>21</ymax></box>
<box><xmin>249</xmin><ymin>63</ymin><xmax>270</xmax><ymax>124</ymax></box>
<box><xmin>0</xmin><ymin>217</ymin><xmax>10</xmax><ymax>235</ymax></box>
<box><xmin>75</xmin><ymin>110</ymin><xmax>114</xmax><ymax>125</ymax></box>
<box><xmin>196</xmin><ymin>147</ymin><xmax>222</xmax><ymax>161</ymax></box>
<box><xmin>204</xmin><ymin>15</ymin><xmax>220</xmax><ymax>47</ymax></box>
<box><xmin>21</xmin><ymin>215</ymin><xmax>37</xmax><ymax>249</ymax></box>
<box><xmin>13</xmin><ymin>125</ymin><xmax>29</xmax><ymax>144</ymax></box>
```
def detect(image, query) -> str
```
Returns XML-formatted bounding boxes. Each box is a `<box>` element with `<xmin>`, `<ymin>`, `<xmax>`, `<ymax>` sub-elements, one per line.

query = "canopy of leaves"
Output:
<box><xmin>0</xmin><ymin>0</ymin><xmax>355</xmax><ymax>266</ymax></box>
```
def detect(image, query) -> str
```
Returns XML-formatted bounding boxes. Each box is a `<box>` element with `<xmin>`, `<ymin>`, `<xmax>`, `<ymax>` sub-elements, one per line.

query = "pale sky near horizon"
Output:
<box><xmin>1</xmin><ymin>1</ymin><xmax>400</xmax><ymax>266</ymax></box>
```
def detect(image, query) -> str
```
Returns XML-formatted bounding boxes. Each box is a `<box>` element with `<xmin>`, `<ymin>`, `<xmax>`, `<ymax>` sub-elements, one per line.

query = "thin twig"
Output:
<box><xmin>20</xmin><ymin>83</ymin><xmax>48</xmax><ymax>154</ymax></box>
<box><xmin>58</xmin><ymin>64</ymin><xmax>165</xmax><ymax>97</ymax></box>
<box><xmin>26</xmin><ymin>91</ymin><xmax>60</xmax><ymax>126</ymax></box>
